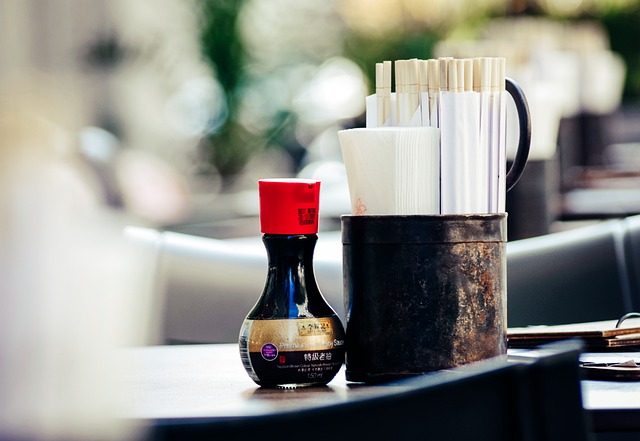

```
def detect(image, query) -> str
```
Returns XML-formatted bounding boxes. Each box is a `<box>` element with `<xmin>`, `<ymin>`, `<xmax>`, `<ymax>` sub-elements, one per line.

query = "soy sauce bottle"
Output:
<box><xmin>239</xmin><ymin>179</ymin><xmax>345</xmax><ymax>388</ymax></box>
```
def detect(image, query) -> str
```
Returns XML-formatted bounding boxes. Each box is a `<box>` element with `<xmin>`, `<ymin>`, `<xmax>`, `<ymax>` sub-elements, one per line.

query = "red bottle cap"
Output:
<box><xmin>258</xmin><ymin>178</ymin><xmax>321</xmax><ymax>234</ymax></box>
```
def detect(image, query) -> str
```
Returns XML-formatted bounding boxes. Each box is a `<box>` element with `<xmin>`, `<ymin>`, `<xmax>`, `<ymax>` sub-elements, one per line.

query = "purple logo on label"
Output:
<box><xmin>261</xmin><ymin>343</ymin><xmax>278</xmax><ymax>361</ymax></box>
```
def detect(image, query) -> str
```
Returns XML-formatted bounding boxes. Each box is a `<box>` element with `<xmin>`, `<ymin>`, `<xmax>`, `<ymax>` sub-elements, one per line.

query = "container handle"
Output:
<box><xmin>505</xmin><ymin>77</ymin><xmax>531</xmax><ymax>192</ymax></box>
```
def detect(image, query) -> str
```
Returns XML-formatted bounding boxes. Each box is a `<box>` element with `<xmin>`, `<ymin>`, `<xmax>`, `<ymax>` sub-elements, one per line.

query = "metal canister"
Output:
<box><xmin>342</xmin><ymin>214</ymin><xmax>507</xmax><ymax>383</ymax></box>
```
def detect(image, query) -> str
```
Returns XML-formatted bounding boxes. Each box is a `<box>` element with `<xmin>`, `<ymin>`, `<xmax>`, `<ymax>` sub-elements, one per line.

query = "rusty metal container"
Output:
<box><xmin>342</xmin><ymin>214</ymin><xmax>507</xmax><ymax>383</ymax></box>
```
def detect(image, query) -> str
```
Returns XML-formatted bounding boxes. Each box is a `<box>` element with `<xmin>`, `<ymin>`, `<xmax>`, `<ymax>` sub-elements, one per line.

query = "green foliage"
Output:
<box><xmin>343</xmin><ymin>32</ymin><xmax>439</xmax><ymax>94</ymax></box>
<box><xmin>199</xmin><ymin>0</ymin><xmax>244</xmax><ymax>98</ymax></box>
<box><xmin>199</xmin><ymin>0</ymin><xmax>258</xmax><ymax>185</ymax></box>
<box><xmin>599</xmin><ymin>4</ymin><xmax>640</xmax><ymax>99</ymax></box>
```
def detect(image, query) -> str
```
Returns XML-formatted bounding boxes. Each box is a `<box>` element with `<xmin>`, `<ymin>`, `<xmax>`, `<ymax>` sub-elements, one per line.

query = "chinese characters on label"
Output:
<box><xmin>297</xmin><ymin>320</ymin><xmax>332</xmax><ymax>336</ymax></box>
<box><xmin>303</xmin><ymin>352</ymin><xmax>332</xmax><ymax>362</ymax></box>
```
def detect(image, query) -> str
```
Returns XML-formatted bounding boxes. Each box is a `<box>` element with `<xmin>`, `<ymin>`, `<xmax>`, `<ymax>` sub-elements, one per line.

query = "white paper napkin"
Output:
<box><xmin>338</xmin><ymin>127</ymin><xmax>440</xmax><ymax>215</ymax></box>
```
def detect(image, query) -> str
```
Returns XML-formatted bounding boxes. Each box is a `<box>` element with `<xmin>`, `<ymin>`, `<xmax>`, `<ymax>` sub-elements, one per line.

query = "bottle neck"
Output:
<box><xmin>248</xmin><ymin>233</ymin><xmax>335</xmax><ymax>319</ymax></box>
<box><xmin>263</xmin><ymin>234</ymin><xmax>317</xmax><ymax>268</ymax></box>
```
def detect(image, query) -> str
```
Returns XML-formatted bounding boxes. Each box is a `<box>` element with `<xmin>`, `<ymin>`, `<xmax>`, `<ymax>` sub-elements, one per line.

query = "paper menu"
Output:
<box><xmin>508</xmin><ymin>317</ymin><xmax>640</xmax><ymax>349</ymax></box>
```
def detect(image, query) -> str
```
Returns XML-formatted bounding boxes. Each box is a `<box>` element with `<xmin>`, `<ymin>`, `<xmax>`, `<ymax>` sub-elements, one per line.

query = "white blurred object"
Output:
<box><xmin>506</xmin><ymin>80</ymin><xmax>564</xmax><ymax>161</ymax></box>
<box><xmin>0</xmin><ymin>89</ymin><xmax>157</xmax><ymax>441</ymax></box>
<box><xmin>293</xmin><ymin>57</ymin><xmax>368</xmax><ymax>125</ymax></box>
<box><xmin>580</xmin><ymin>50</ymin><xmax>626</xmax><ymax>115</ymax></box>
<box><xmin>437</xmin><ymin>17</ymin><xmax>627</xmax><ymax>164</ymax></box>
<box><xmin>531</xmin><ymin>49</ymin><xmax>582</xmax><ymax>118</ymax></box>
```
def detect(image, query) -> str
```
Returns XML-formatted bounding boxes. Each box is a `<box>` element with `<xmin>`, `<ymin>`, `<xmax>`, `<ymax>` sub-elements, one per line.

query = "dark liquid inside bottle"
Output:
<box><xmin>239</xmin><ymin>234</ymin><xmax>345</xmax><ymax>388</ymax></box>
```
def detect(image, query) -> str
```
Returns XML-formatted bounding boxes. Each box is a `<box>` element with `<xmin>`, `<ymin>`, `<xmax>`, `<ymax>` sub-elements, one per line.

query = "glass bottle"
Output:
<box><xmin>239</xmin><ymin>179</ymin><xmax>345</xmax><ymax>388</ymax></box>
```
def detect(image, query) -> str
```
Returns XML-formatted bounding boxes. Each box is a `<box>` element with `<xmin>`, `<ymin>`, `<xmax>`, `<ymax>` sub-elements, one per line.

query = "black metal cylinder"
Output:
<box><xmin>342</xmin><ymin>214</ymin><xmax>507</xmax><ymax>383</ymax></box>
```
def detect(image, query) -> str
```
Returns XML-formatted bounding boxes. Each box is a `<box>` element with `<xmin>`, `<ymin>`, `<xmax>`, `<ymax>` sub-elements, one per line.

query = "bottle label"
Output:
<box><xmin>239</xmin><ymin>317</ymin><xmax>345</xmax><ymax>386</ymax></box>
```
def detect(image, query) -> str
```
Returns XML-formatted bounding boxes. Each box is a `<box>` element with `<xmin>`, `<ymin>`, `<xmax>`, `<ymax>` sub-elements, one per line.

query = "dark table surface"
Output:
<box><xmin>120</xmin><ymin>344</ymin><xmax>640</xmax><ymax>434</ymax></box>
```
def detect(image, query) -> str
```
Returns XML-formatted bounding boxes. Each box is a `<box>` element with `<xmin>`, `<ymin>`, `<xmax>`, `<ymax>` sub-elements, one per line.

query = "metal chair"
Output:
<box><xmin>507</xmin><ymin>216</ymin><xmax>640</xmax><ymax>327</ymax></box>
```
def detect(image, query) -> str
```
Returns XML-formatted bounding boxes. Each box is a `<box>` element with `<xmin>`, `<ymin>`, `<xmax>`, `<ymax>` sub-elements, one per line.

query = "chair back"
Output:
<box><xmin>154</xmin><ymin>340</ymin><xmax>591</xmax><ymax>441</ymax></box>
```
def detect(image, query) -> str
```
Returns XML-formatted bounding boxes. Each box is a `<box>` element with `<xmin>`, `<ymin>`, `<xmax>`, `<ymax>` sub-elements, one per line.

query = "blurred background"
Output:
<box><xmin>2</xmin><ymin>0</ymin><xmax>640</xmax><ymax>439</ymax></box>
<box><xmin>3</xmin><ymin>0</ymin><xmax>640</xmax><ymax>240</ymax></box>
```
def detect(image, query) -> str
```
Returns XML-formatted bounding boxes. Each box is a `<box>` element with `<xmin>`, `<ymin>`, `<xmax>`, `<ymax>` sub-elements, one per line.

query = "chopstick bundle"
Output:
<box><xmin>418</xmin><ymin>60</ymin><xmax>429</xmax><ymax>127</ymax></box>
<box><xmin>427</xmin><ymin>59</ymin><xmax>440</xmax><ymax>127</ymax></box>
<box><xmin>365</xmin><ymin>56</ymin><xmax>507</xmax><ymax>215</ymax></box>
<box><xmin>496</xmin><ymin>58</ymin><xmax>507</xmax><ymax>213</ymax></box>
<box><xmin>439</xmin><ymin>58</ymin><xmax>481</xmax><ymax>214</ymax></box>
<box><xmin>370</xmin><ymin>60</ymin><xmax>393</xmax><ymax>127</ymax></box>
<box><xmin>395</xmin><ymin>59</ymin><xmax>422</xmax><ymax>127</ymax></box>
<box><xmin>477</xmin><ymin>57</ymin><xmax>493</xmax><ymax>214</ymax></box>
